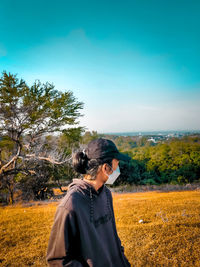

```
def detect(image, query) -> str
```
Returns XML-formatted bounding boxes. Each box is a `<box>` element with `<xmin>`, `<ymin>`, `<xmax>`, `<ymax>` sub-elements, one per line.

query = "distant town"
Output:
<box><xmin>102</xmin><ymin>130</ymin><xmax>200</xmax><ymax>144</ymax></box>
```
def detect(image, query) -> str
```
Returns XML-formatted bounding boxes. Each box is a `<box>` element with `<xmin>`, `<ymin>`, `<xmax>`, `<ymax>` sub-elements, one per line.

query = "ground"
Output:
<box><xmin>0</xmin><ymin>190</ymin><xmax>200</xmax><ymax>266</ymax></box>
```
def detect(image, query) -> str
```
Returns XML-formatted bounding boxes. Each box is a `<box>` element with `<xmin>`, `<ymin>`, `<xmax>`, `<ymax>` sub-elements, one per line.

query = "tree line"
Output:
<box><xmin>114</xmin><ymin>137</ymin><xmax>200</xmax><ymax>186</ymax></box>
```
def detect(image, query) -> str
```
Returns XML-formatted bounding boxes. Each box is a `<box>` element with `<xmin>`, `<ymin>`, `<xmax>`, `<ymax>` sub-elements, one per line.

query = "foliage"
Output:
<box><xmin>0</xmin><ymin>72</ymin><xmax>83</xmax><ymax>137</ymax></box>
<box><xmin>113</xmin><ymin>159</ymin><xmax>145</xmax><ymax>186</ymax></box>
<box><xmin>49</xmin><ymin>163</ymin><xmax>78</xmax><ymax>190</ymax></box>
<box><xmin>101</xmin><ymin>134</ymin><xmax>155</xmax><ymax>151</ymax></box>
<box><xmin>61</xmin><ymin>127</ymin><xmax>84</xmax><ymax>153</ymax></box>
<box><xmin>0</xmin><ymin>71</ymin><xmax>84</xmax><ymax>203</ymax></box>
<box><xmin>130</xmin><ymin>139</ymin><xmax>200</xmax><ymax>185</ymax></box>
<box><xmin>81</xmin><ymin>131</ymin><xmax>100</xmax><ymax>144</ymax></box>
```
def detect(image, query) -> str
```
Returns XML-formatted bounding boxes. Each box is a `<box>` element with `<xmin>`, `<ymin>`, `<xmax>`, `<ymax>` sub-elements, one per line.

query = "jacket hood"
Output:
<box><xmin>68</xmin><ymin>178</ymin><xmax>105</xmax><ymax>199</ymax></box>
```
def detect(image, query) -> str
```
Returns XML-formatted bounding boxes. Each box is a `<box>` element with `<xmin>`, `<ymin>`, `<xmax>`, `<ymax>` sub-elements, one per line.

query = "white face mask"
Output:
<box><xmin>105</xmin><ymin>166</ymin><xmax>120</xmax><ymax>185</ymax></box>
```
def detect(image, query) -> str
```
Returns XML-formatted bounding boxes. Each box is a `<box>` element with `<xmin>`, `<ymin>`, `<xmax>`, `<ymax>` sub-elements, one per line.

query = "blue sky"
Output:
<box><xmin>0</xmin><ymin>0</ymin><xmax>200</xmax><ymax>132</ymax></box>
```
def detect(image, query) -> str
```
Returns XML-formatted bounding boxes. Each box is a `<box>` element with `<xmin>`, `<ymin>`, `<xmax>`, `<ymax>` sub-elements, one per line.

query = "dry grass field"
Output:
<box><xmin>0</xmin><ymin>190</ymin><xmax>200</xmax><ymax>267</ymax></box>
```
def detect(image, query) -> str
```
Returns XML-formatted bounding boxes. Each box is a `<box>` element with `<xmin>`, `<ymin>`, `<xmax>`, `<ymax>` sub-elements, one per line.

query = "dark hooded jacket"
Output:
<box><xmin>46</xmin><ymin>178</ymin><xmax>131</xmax><ymax>267</ymax></box>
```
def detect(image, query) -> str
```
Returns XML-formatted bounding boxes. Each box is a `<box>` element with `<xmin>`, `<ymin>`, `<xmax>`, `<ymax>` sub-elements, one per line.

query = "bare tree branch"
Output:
<box><xmin>20</xmin><ymin>154</ymin><xmax>72</xmax><ymax>165</ymax></box>
<box><xmin>0</xmin><ymin>145</ymin><xmax>21</xmax><ymax>175</ymax></box>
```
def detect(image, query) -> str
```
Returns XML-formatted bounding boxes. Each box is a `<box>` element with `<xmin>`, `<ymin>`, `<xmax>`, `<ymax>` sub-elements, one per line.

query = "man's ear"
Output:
<box><xmin>102</xmin><ymin>163</ymin><xmax>112</xmax><ymax>175</ymax></box>
<box><xmin>101</xmin><ymin>163</ymin><xmax>107</xmax><ymax>175</ymax></box>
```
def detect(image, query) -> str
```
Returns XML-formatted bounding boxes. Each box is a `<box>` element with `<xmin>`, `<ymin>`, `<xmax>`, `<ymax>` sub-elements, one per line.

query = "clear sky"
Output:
<box><xmin>0</xmin><ymin>0</ymin><xmax>200</xmax><ymax>133</ymax></box>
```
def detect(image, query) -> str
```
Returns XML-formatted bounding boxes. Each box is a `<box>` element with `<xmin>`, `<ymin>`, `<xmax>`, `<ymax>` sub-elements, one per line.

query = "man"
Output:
<box><xmin>46</xmin><ymin>138</ymin><xmax>131</xmax><ymax>267</ymax></box>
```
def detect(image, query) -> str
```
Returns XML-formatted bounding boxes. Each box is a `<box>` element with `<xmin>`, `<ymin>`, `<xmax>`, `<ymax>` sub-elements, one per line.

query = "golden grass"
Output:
<box><xmin>113</xmin><ymin>191</ymin><xmax>200</xmax><ymax>267</ymax></box>
<box><xmin>52</xmin><ymin>186</ymin><xmax>68</xmax><ymax>196</ymax></box>
<box><xmin>0</xmin><ymin>190</ymin><xmax>200</xmax><ymax>266</ymax></box>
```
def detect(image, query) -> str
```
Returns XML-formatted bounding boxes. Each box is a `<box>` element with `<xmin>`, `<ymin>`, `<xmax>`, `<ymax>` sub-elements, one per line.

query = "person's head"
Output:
<box><xmin>72</xmin><ymin>138</ymin><xmax>130</xmax><ymax>184</ymax></box>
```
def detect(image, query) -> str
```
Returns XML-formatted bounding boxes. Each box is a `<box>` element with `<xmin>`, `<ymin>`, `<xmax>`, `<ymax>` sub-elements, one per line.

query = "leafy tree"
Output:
<box><xmin>81</xmin><ymin>131</ymin><xmax>100</xmax><ymax>144</ymax></box>
<box><xmin>18</xmin><ymin>161</ymin><xmax>53</xmax><ymax>201</ymax></box>
<box><xmin>131</xmin><ymin>139</ymin><xmax>200</xmax><ymax>185</ymax></box>
<box><xmin>49</xmin><ymin>163</ymin><xmax>78</xmax><ymax>193</ymax></box>
<box><xmin>0</xmin><ymin>71</ymin><xmax>84</xmax><ymax>203</ymax></box>
<box><xmin>116</xmin><ymin>159</ymin><xmax>145</xmax><ymax>185</ymax></box>
<box><xmin>59</xmin><ymin>127</ymin><xmax>84</xmax><ymax>154</ymax></box>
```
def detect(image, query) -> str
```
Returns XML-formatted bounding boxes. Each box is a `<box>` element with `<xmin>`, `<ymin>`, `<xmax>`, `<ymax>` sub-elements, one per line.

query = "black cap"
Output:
<box><xmin>85</xmin><ymin>138</ymin><xmax>131</xmax><ymax>161</ymax></box>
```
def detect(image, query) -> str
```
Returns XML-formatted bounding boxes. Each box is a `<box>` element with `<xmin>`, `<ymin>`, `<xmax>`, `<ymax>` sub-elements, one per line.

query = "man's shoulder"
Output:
<box><xmin>58</xmin><ymin>187</ymin><xmax>86</xmax><ymax>210</ymax></box>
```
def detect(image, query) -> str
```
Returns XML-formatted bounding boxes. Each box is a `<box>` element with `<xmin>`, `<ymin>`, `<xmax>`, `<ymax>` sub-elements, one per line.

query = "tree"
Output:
<box><xmin>81</xmin><ymin>131</ymin><xmax>100</xmax><ymax>144</ymax></box>
<box><xmin>114</xmin><ymin>159</ymin><xmax>145</xmax><ymax>186</ymax></box>
<box><xmin>0</xmin><ymin>71</ymin><xmax>84</xmax><ymax>203</ymax></box>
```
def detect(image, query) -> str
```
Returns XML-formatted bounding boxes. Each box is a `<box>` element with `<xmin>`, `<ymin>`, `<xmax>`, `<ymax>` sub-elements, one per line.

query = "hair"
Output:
<box><xmin>72</xmin><ymin>152</ymin><xmax>113</xmax><ymax>180</ymax></box>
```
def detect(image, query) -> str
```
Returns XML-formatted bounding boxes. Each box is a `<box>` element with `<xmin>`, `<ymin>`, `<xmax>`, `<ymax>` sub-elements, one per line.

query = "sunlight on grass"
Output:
<box><xmin>0</xmin><ymin>191</ymin><xmax>200</xmax><ymax>266</ymax></box>
<box><xmin>113</xmin><ymin>191</ymin><xmax>200</xmax><ymax>266</ymax></box>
